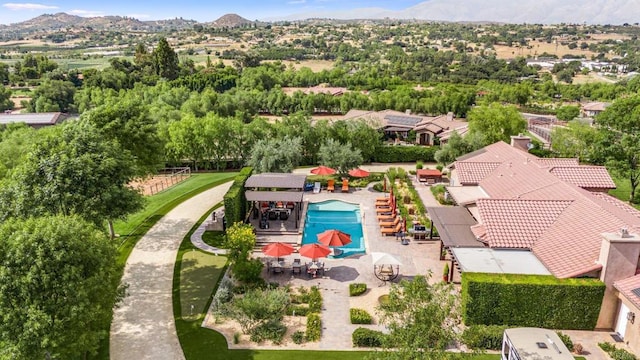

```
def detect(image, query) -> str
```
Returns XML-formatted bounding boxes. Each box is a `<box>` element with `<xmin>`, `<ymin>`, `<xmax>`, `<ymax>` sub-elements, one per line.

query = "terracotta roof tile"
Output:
<box><xmin>535</xmin><ymin>158</ymin><xmax>579</xmax><ymax>167</ymax></box>
<box><xmin>470</xmin><ymin>224</ymin><xmax>488</xmax><ymax>243</ymax></box>
<box><xmin>417</xmin><ymin>169</ymin><xmax>442</xmax><ymax>177</ymax></box>
<box><xmin>615</xmin><ymin>275</ymin><xmax>640</xmax><ymax>309</ymax></box>
<box><xmin>456</xmin><ymin>162</ymin><xmax>501</xmax><ymax>185</ymax></box>
<box><xmin>550</xmin><ymin>166</ymin><xmax>616</xmax><ymax>189</ymax></box>
<box><xmin>477</xmin><ymin>199</ymin><xmax>572</xmax><ymax>249</ymax></box>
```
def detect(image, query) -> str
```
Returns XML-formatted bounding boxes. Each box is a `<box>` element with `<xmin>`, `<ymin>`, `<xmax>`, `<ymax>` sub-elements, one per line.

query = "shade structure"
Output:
<box><xmin>317</xmin><ymin>229</ymin><xmax>352</xmax><ymax>247</ymax></box>
<box><xmin>310</xmin><ymin>165</ymin><xmax>336</xmax><ymax>175</ymax></box>
<box><xmin>262</xmin><ymin>242</ymin><xmax>295</xmax><ymax>257</ymax></box>
<box><xmin>371</xmin><ymin>252</ymin><xmax>402</xmax><ymax>266</ymax></box>
<box><xmin>348</xmin><ymin>168</ymin><xmax>370</xmax><ymax>178</ymax></box>
<box><xmin>299</xmin><ymin>243</ymin><xmax>331</xmax><ymax>260</ymax></box>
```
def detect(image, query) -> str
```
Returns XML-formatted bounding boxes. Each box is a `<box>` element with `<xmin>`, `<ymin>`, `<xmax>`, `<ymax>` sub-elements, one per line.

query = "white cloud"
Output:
<box><xmin>288</xmin><ymin>0</ymin><xmax>306</xmax><ymax>4</ymax></box>
<box><xmin>2</xmin><ymin>3</ymin><xmax>58</xmax><ymax>10</ymax></box>
<box><xmin>68</xmin><ymin>9</ymin><xmax>104</xmax><ymax>17</ymax></box>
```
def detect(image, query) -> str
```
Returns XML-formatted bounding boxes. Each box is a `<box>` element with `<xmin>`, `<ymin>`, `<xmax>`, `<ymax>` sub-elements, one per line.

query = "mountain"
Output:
<box><xmin>208</xmin><ymin>14</ymin><xmax>253</xmax><ymax>28</ymax></box>
<box><xmin>271</xmin><ymin>0</ymin><xmax>640</xmax><ymax>25</ymax></box>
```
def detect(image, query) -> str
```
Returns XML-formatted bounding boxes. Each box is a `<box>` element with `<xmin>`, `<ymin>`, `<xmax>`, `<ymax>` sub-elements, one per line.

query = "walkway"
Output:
<box><xmin>110</xmin><ymin>181</ymin><xmax>233</xmax><ymax>360</ymax></box>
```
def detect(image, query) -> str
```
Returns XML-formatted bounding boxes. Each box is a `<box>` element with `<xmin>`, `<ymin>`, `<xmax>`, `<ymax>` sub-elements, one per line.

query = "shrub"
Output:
<box><xmin>431</xmin><ymin>184</ymin><xmax>453</xmax><ymax>205</ymax></box>
<box><xmin>462</xmin><ymin>325</ymin><xmax>508</xmax><ymax>350</ymax></box>
<box><xmin>306</xmin><ymin>313</ymin><xmax>322</xmax><ymax>341</ymax></box>
<box><xmin>461</xmin><ymin>273</ymin><xmax>605</xmax><ymax>329</ymax></box>
<box><xmin>349</xmin><ymin>283</ymin><xmax>367</xmax><ymax>296</ymax></box>
<box><xmin>416</xmin><ymin>161</ymin><xmax>424</xmax><ymax>169</ymax></box>
<box><xmin>249</xmin><ymin>320</ymin><xmax>287</xmax><ymax>344</ymax></box>
<box><xmin>599</xmin><ymin>342</ymin><xmax>637</xmax><ymax>360</ymax></box>
<box><xmin>211</xmin><ymin>275</ymin><xmax>234</xmax><ymax>313</ymax></box>
<box><xmin>308</xmin><ymin>286</ymin><xmax>322</xmax><ymax>312</ymax></box>
<box><xmin>556</xmin><ymin>331</ymin><xmax>574</xmax><ymax>352</ymax></box>
<box><xmin>292</xmin><ymin>330</ymin><xmax>306</xmax><ymax>344</ymax></box>
<box><xmin>286</xmin><ymin>305</ymin><xmax>310</xmax><ymax>316</ymax></box>
<box><xmin>223</xmin><ymin>167</ymin><xmax>253</xmax><ymax>225</ymax></box>
<box><xmin>233</xmin><ymin>332</ymin><xmax>241</xmax><ymax>344</ymax></box>
<box><xmin>352</xmin><ymin>327</ymin><xmax>386</xmax><ymax>347</ymax></box>
<box><xmin>350</xmin><ymin>308</ymin><xmax>373</xmax><ymax>324</ymax></box>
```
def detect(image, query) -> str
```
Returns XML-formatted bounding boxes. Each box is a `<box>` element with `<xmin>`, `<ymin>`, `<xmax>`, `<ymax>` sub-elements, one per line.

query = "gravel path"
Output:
<box><xmin>110</xmin><ymin>181</ymin><xmax>232</xmax><ymax>360</ymax></box>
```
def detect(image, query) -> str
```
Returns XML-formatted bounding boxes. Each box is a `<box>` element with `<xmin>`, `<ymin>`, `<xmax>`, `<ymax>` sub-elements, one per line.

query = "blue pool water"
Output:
<box><xmin>301</xmin><ymin>200</ymin><xmax>365</xmax><ymax>258</ymax></box>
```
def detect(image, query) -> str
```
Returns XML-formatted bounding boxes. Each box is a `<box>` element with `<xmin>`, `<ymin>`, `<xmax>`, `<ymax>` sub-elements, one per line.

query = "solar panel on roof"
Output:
<box><xmin>631</xmin><ymin>288</ymin><xmax>640</xmax><ymax>298</ymax></box>
<box><xmin>384</xmin><ymin>115</ymin><xmax>422</xmax><ymax>126</ymax></box>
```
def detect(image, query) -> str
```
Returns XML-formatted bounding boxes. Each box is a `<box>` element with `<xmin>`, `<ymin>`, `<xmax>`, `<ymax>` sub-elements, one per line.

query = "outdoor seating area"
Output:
<box><xmin>376</xmin><ymin>187</ymin><xmax>404</xmax><ymax>237</ymax></box>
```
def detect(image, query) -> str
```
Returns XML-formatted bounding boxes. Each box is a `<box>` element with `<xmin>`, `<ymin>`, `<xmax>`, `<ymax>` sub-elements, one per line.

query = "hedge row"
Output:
<box><xmin>349</xmin><ymin>283</ymin><xmax>367</xmax><ymax>296</ymax></box>
<box><xmin>461</xmin><ymin>325</ymin><xmax>507</xmax><ymax>350</ymax></box>
<box><xmin>222</xmin><ymin>167</ymin><xmax>253</xmax><ymax>226</ymax></box>
<box><xmin>350</xmin><ymin>308</ymin><xmax>373</xmax><ymax>324</ymax></box>
<box><xmin>352</xmin><ymin>327</ymin><xmax>386</xmax><ymax>347</ymax></box>
<box><xmin>306</xmin><ymin>313</ymin><xmax>322</xmax><ymax>341</ymax></box>
<box><xmin>372</xmin><ymin>145</ymin><xmax>437</xmax><ymax>163</ymax></box>
<box><xmin>461</xmin><ymin>273</ymin><xmax>605</xmax><ymax>330</ymax></box>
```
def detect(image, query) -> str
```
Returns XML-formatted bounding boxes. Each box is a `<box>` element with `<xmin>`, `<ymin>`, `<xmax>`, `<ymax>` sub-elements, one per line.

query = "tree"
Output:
<box><xmin>27</xmin><ymin>79</ymin><xmax>76</xmax><ymax>113</ymax></box>
<box><xmin>226</xmin><ymin>287</ymin><xmax>290</xmax><ymax>334</ymax></box>
<box><xmin>0</xmin><ymin>86</ymin><xmax>12</xmax><ymax>111</ymax></box>
<box><xmin>0</xmin><ymin>123</ymin><xmax>36</xmax><ymax>179</ymax></box>
<box><xmin>434</xmin><ymin>131</ymin><xmax>475</xmax><ymax>165</ymax></box>
<box><xmin>152</xmin><ymin>38</ymin><xmax>179</xmax><ymax>80</ymax></box>
<box><xmin>318</xmin><ymin>139</ymin><xmax>363</xmax><ymax>175</ymax></box>
<box><xmin>596</xmin><ymin>96</ymin><xmax>640</xmax><ymax>203</ymax></box>
<box><xmin>0</xmin><ymin>215</ymin><xmax>123</xmax><ymax>359</ymax></box>
<box><xmin>467</xmin><ymin>103</ymin><xmax>527</xmax><ymax>146</ymax></box>
<box><xmin>371</xmin><ymin>274</ymin><xmax>459</xmax><ymax>360</ymax></box>
<box><xmin>556</xmin><ymin>105</ymin><xmax>580</xmax><ymax>121</ymax></box>
<box><xmin>0</xmin><ymin>122</ymin><xmax>143</xmax><ymax>236</ymax></box>
<box><xmin>247</xmin><ymin>136</ymin><xmax>303</xmax><ymax>173</ymax></box>
<box><xmin>551</xmin><ymin>121</ymin><xmax>602</xmax><ymax>162</ymax></box>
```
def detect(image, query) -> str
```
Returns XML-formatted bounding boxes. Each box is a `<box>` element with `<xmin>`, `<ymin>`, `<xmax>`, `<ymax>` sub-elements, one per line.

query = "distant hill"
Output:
<box><xmin>208</xmin><ymin>13</ymin><xmax>253</xmax><ymax>28</ymax></box>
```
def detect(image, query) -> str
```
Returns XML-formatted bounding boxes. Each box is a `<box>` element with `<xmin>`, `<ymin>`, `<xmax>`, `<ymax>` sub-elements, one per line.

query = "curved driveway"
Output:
<box><xmin>110</xmin><ymin>181</ymin><xmax>232</xmax><ymax>360</ymax></box>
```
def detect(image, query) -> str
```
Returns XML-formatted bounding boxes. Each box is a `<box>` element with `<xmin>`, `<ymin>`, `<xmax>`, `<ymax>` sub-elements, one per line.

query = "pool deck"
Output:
<box><xmin>252</xmin><ymin>179</ymin><xmax>447</xmax><ymax>350</ymax></box>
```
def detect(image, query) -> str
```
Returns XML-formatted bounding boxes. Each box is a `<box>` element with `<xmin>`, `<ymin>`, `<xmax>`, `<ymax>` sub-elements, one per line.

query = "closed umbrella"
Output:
<box><xmin>317</xmin><ymin>229</ymin><xmax>352</xmax><ymax>247</ymax></box>
<box><xmin>299</xmin><ymin>243</ymin><xmax>331</xmax><ymax>261</ymax></box>
<box><xmin>262</xmin><ymin>242</ymin><xmax>295</xmax><ymax>258</ymax></box>
<box><xmin>310</xmin><ymin>166</ymin><xmax>336</xmax><ymax>175</ymax></box>
<box><xmin>348</xmin><ymin>168</ymin><xmax>370</xmax><ymax>178</ymax></box>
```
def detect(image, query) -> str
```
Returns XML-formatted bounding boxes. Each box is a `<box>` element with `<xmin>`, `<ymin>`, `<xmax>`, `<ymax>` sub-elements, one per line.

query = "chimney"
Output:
<box><xmin>510</xmin><ymin>134</ymin><xmax>531</xmax><ymax>152</ymax></box>
<box><xmin>446</xmin><ymin>112</ymin><xmax>454</xmax><ymax>121</ymax></box>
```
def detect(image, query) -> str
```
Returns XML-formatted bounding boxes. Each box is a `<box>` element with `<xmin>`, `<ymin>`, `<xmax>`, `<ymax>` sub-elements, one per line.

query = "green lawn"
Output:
<box><xmin>608</xmin><ymin>173</ymin><xmax>640</xmax><ymax>210</ymax></box>
<box><xmin>201</xmin><ymin>230</ymin><xmax>226</xmax><ymax>248</ymax></box>
<box><xmin>114</xmin><ymin>172</ymin><xmax>237</xmax><ymax>265</ymax></box>
<box><xmin>179</xmin><ymin>250</ymin><xmax>226</xmax><ymax>321</ymax></box>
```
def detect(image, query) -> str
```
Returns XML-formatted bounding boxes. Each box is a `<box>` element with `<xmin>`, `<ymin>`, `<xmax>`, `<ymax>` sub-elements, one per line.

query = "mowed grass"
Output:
<box><xmin>179</xmin><ymin>249</ymin><xmax>226</xmax><ymax>321</ymax></box>
<box><xmin>609</xmin><ymin>173</ymin><xmax>640</xmax><ymax>209</ymax></box>
<box><xmin>114</xmin><ymin>172</ymin><xmax>237</xmax><ymax>265</ymax></box>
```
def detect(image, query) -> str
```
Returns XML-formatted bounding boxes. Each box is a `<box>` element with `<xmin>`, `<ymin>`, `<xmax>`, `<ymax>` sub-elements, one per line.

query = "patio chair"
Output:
<box><xmin>327</xmin><ymin>179</ymin><xmax>335</xmax><ymax>192</ymax></box>
<box><xmin>381</xmin><ymin>223</ymin><xmax>402</xmax><ymax>236</ymax></box>
<box><xmin>313</xmin><ymin>182</ymin><xmax>321</xmax><ymax>193</ymax></box>
<box><xmin>377</xmin><ymin>213</ymin><xmax>396</xmax><ymax>221</ymax></box>
<box><xmin>379</xmin><ymin>217</ymin><xmax>400</xmax><ymax>228</ymax></box>
<box><xmin>342</xmin><ymin>179</ymin><xmax>349</xmax><ymax>192</ymax></box>
<box><xmin>376</xmin><ymin>207</ymin><xmax>394</xmax><ymax>214</ymax></box>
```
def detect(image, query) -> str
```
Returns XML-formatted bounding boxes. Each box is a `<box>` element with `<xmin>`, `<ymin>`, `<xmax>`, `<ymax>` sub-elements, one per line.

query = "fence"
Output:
<box><xmin>135</xmin><ymin>167</ymin><xmax>192</xmax><ymax>196</ymax></box>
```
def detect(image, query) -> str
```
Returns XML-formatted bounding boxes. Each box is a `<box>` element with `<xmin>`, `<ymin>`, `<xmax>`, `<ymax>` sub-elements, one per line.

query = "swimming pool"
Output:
<box><xmin>301</xmin><ymin>200</ymin><xmax>366</xmax><ymax>258</ymax></box>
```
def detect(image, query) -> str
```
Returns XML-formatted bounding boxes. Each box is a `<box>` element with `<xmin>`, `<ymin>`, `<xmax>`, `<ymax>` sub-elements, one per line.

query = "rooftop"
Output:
<box><xmin>0</xmin><ymin>112</ymin><xmax>67</xmax><ymax>126</ymax></box>
<box><xmin>505</xmin><ymin>328</ymin><xmax>575</xmax><ymax>360</ymax></box>
<box><xmin>245</xmin><ymin>173</ymin><xmax>307</xmax><ymax>189</ymax></box>
<box><xmin>615</xmin><ymin>274</ymin><xmax>640</xmax><ymax>310</ymax></box>
<box><xmin>451</xmin><ymin>248</ymin><xmax>551</xmax><ymax>275</ymax></box>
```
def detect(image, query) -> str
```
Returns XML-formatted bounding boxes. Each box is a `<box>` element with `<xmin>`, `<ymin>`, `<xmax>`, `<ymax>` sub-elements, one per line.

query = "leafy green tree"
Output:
<box><xmin>27</xmin><ymin>79</ymin><xmax>76</xmax><ymax>113</ymax></box>
<box><xmin>0</xmin><ymin>62</ymin><xmax>9</xmax><ymax>84</ymax></box>
<box><xmin>0</xmin><ymin>123</ymin><xmax>36</xmax><ymax>179</ymax></box>
<box><xmin>551</xmin><ymin>121</ymin><xmax>602</xmax><ymax>162</ymax></box>
<box><xmin>225</xmin><ymin>222</ymin><xmax>257</xmax><ymax>264</ymax></box>
<box><xmin>371</xmin><ymin>275</ymin><xmax>459</xmax><ymax>360</ymax></box>
<box><xmin>556</xmin><ymin>105</ymin><xmax>580</xmax><ymax>121</ymax></box>
<box><xmin>226</xmin><ymin>287</ymin><xmax>290</xmax><ymax>334</ymax></box>
<box><xmin>318</xmin><ymin>139</ymin><xmax>363</xmax><ymax>175</ymax></box>
<box><xmin>0</xmin><ymin>86</ymin><xmax>12</xmax><ymax>111</ymax></box>
<box><xmin>152</xmin><ymin>38</ymin><xmax>179</xmax><ymax>80</ymax></box>
<box><xmin>435</xmin><ymin>131</ymin><xmax>475</xmax><ymax>165</ymax></box>
<box><xmin>80</xmin><ymin>99</ymin><xmax>164</xmax><ymax>176</ymax></box>
<box><xmin>0</xmin><ymin>215</ymin><xmax>123</xmax><ymax>359</ymax></box>
<box><xmin>0</xmin><ymin>122</ymin><xmax>143</xmax><ymax>236</ymax></box>
<box><xmin>467</xmin><ymin>103</ymin><xmax>527</xmax><ymax>146</ymax></box>
<box><xmin>596</xmin><ymin>96</ymin><xmax>640</xmax><ymax>202</ymax></box>
<box><xmin>247</xmin><ymin>136</ymin><xmax>303</xmax><ymax>173</ymax></box>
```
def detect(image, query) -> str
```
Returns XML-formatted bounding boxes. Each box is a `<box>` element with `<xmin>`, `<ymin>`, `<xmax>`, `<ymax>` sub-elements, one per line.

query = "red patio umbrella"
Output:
<box><xmin>348</xmin><ymin>168</ymin><xmax>370</xmax><ymax>178</ymax></box>
<box><xmin>299</xmin><ymin>243</ymin><xmax>331</xmax><ymax>260</ymax></box>
<box><xmin>317</xmin><ymin>229</ymin><xmax>352</xmax><ymax>247</ymax></box>
<box><xmin>262</xmin><ymin>242</ymin><xmax>295</xmax><ymax>258</ymax></box>
<box><xmin>310</xmin><ymin>165</ymin><xmax>336</xmax><ymax>175</ymax></box>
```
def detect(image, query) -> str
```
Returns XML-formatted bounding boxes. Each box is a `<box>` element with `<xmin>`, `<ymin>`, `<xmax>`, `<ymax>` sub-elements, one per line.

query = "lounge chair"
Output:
<box><xmin>376</xmin><ymin>200</ymin><xmax>390</xmax><ymax>206</ymax></box>
<box><xmin>379</xmin><ymin>217</ymin><xmax>400</xmax><ymax>228</ymax></box>
<box><xmin>327</xmin><ymin>179</ymin><xmax>335</xmax><ymax>192</ymax></box>
<box><xmin>376</xmin><ymin>207</ymin><xmax>394</xmax><ymax>214</ymax></box>
<box><xmin>342</xmin><ymin>179</ymin><xmax>349</xmax><ymax>192</ymax></box>
<box><xmin>313</xmin><ymin>182</ymin><xmax>321</xmax><ymax>194</ymax></box>
<box><xmin>381</xmin><ymin>223</ymin><xmax>402</xmax><ymax>236</ymax></box>
<box><xmin>377</xmin><ymin>212</ymin><xmax>396</xmax><ymax>221</ymax></box>
<box><xmin>376</xmin><ymin>196</ymin><xmax>389</xmax><ymax>202</ymax></box>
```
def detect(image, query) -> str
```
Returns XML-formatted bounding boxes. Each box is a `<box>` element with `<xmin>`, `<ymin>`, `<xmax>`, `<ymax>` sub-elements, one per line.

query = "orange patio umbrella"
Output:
<box><xmin>317</xmin><ymin>229</ymin><xmax>352</xmax><ymax>247</ymax></box>
<box><xmin>348</xmin><ymin>168</ymin><xmax>370</xmax><ymax>178</ymax></box>
<box><xmin>299</xmin><ymin>243</ymin><xmax>331</xmax><ymax>260</ymax></box>
<box><xmin>310</xmin><ymin>166</ymin><xmax>336</xmax><ymax>175</ymax></box>
<box><xmin>261</xmin><ymin>242</ymin><xmax>295</xmax><ymax>258</ymax></box>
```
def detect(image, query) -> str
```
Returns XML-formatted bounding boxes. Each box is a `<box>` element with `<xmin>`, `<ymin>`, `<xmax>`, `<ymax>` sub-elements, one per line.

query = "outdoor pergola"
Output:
<box><xmin>244</xmin><ymin>173</ymin><xmax>308</xmax><ymax>229</ymax></box>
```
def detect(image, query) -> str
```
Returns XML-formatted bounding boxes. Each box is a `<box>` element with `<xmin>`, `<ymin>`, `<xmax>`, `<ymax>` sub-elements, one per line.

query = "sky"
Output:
<box><xmin>0</xmin><ymin>0</ymin><xmax>423</xmax><ymax>25</ymax></box>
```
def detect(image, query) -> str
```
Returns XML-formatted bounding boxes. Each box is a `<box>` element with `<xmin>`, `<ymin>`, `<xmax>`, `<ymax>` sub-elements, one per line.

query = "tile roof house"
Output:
<box><xmin>581</xmin><ymin>101</ymin><xmax>610</xmax><ymax>118</ymax></box>
<box><xmin>0</xmin><ymin>112</ymin><xmax>71</xmax><ymax>128</ymax></box>
<box><xmin>439</xmin><ymin>136</ymin><xmax>640</xmax><ymax>345</ymax></box>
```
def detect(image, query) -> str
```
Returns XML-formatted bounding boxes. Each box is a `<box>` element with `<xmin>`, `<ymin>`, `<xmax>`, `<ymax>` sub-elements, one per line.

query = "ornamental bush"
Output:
<box><xmin>350</xmin><ymin>308</ymin><xmax>373</xmax><ymax>324</ymax></box>
<box><xmin>461</xmin><ymin>273</ymin><xmax>605</xmax><ymax>329</ymax></box>
<box><xmin>599</xmin><ymin>342</ymin><xmax>637</xmax><ymax>360</ymax></box>
<box><xmin>352</xmin><ymin>327</ymin><xmax>386</xmax><ymax>347</ymax></box>
<box><xmin>349</xmin><ymin>283</ymin><xmax>367</xmax><ymax>296</ymax></box>
<box><xmin>308</xmin><ymin>286</ymin><xmax>322</xmax><ymax>312</ymax></box>
<box><xmin>306</xmin><ymin>313</ymin><xmax>322</xmax><ymax>341</ymax></box>
<box><xmin>461</xmin><ymin>325</ymin><xmax>507</xmax><ymax>350</ymax></box>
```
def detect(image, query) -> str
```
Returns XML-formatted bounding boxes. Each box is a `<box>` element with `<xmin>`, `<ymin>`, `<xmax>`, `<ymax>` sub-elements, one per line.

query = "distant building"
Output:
<box><xmin>581</xmin><ymin>102</ymin><xmax>610</xmax><ymax>118</ymax></box>
<box><xmin>0</xmin><ymin>112</ymin><xmax>72</xmax><ymax>129</ymax></box>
